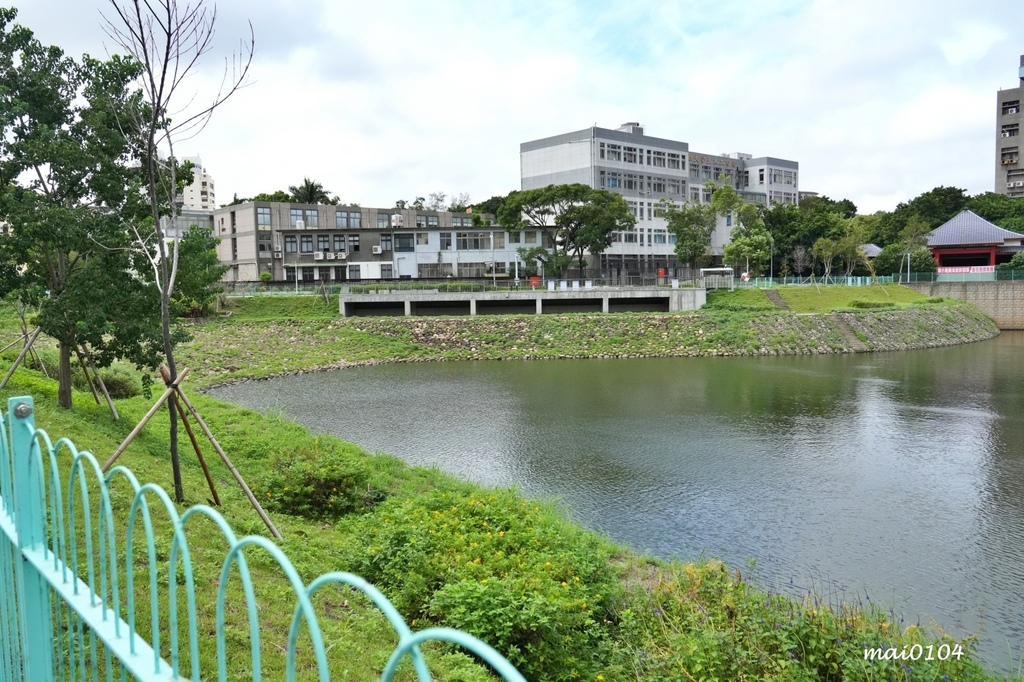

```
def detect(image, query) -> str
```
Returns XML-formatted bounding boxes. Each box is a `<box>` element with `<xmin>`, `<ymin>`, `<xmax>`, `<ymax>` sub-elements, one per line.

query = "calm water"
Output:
<box><xmin>211</xmin><ymin>333</ymin><xmax>1024</xmax><ymax>670</ymax></box>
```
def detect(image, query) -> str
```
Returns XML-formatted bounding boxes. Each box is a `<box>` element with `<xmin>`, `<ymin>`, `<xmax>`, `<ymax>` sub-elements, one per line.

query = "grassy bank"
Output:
<box><xmin>0</xmin><ymin>368</ymin><xmax>1011</xmax><ymax>681</ymax></box>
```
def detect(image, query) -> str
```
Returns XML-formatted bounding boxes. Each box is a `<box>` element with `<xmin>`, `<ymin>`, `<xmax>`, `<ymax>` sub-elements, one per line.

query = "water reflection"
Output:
<box><xmin>210</xmin><ymin>332</ymin><xmax>1024</xmax><ymax>670</ymax></box>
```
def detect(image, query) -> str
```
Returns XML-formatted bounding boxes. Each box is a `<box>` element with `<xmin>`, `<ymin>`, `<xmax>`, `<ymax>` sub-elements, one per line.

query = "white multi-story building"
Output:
<box><xmin>181</xmin><ymin>156</ymin><xmax>216</xmax><ymax>210</ymax></box>
<box><xmin>520</xmin><ymin>122</ymin><xmax>799</xmax><ymax>275</ymax></box>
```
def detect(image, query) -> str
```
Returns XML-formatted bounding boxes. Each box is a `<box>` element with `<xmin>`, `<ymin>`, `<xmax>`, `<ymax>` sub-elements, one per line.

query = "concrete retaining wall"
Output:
<box><xmin>906</xmin><ymin>281</ymin><xmax>1024</xmax><ymax>329</ymax></box>
<box><xmin>339</xmin><ymin>287</ymin><xmax>707</xmax><ymax>317</ymax></box>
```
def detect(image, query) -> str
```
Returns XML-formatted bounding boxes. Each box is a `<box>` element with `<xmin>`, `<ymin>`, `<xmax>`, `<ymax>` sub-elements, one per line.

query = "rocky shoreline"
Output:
<box><xmin>196</xmin><ymin>303</ymin><xmax>999</xmax><ymax>391</ymax></box>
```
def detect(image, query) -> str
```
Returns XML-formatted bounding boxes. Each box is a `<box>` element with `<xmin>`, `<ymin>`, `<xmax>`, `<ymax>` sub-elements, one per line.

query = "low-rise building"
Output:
<box><xmin>214</xmin><ymin>202</ymin><xmax>548</xmax><ymax>282</ymax></box>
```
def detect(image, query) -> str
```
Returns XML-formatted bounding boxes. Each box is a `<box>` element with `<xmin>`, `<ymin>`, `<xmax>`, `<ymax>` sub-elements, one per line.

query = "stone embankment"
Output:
<box><xmin>197</xmin><ymin>303</ymin><xmax>999</xmax><ymax>390</ymax></box>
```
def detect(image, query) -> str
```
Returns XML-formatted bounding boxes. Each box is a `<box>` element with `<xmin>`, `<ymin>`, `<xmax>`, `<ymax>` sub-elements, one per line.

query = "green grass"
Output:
<box><xmin>776</xmin><ymin>284</ymin><xmax>928</xmax><ymax>313</ymax></box>
<box><xmin>703</xmin><ymin>288</ymin><xmax>778</xmax><ymax>311</ymax></box>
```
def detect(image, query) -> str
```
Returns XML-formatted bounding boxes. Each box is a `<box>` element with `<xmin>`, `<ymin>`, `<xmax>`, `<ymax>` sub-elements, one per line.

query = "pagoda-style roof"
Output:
<box><xmin>860</xmin><ymin>243</ymin><xmax>882</xmax><ymax>258</ymax></box>
<box><xmin>926</xmin><ymin>209</ymin><xmax>1024</xmax><ymax>247</ymax></box>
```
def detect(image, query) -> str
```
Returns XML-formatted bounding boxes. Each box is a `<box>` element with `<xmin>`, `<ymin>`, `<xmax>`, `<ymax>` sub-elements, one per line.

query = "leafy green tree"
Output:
<box><xmin>0</xmin><ymin>8</ymin><xmax>164</xmax><ymax>408</ymax></box>
<box><xmin>967</xmin><ymin>192</ymin><xmax>1024</xmax><ymax>233</ymax></box>
<box><xmin>447</xmin><ymin>192</ymin><xmax>471</xmax><ymax>213</ymax></box>
<box><xmin>996</xmin><ymin>251</ymin><xmax>1024</xmax><ymax>271</ymax></box>
<box><xmin>472</xmin><ymin>194</ymin><xmax>508</xmax><ymax>216</ymax></box>
<box><xmin>171</xmin><ymin>226</ymin><xmax>229</xmax><ymax>317</ymax></box>
<box><xmin>659</xmin><ymin>197</ymin><xmax>716</xmax><ymax>271</ymax></box>
<box><xmin>811</xmin><ymin>238</ymin><xmax>840</xmax><ymax>280</ymax></box>
<box><xmin>498</xmin><ymin>183</ymin><xmax>635</xmax><ymax>274</ymax></box>
<box><xmin>289</xmin><ymin>177</ymin><xmax>336</xmax><ymax>204</ymax></box>
<box><xmin>872</xmin><ymin>244</ymin><xmax>936</xmax><ymax>276</ymax></box>
<box><xmin>250</xmin><ymin>190</ymin><xmax>292</xmax><ymax>202</ymax></box>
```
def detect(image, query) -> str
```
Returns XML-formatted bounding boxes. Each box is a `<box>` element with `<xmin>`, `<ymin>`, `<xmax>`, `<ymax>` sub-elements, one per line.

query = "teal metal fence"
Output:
<box><xmin>0</xmin><ymin>396</ymin><xmax>526</xmax><ymax>681</ymax></box>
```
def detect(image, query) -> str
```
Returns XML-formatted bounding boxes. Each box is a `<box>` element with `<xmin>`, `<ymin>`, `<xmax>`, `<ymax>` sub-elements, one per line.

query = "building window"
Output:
<box><xmin>415</xmin><ymin>215</ymin><xmax>429</xmax><ymax>228</ymax></box>
<box><xmin>317</xmin><ymin>234</ymin><xmax>330</xmax><ymax>251</ymax></box>
<box><xmin>302</xmin><ymin>266</ymin><xmax>315</xmax><ymax>281</ymax></box>
<box><xmin>336</xmin><ymin>210</ymin><xmax>348</xmax><ymax>228</ymax></box>
<box><xmin>300</xmin><ymin>235</ymin><xmax>313</xmax><ymax>253</ymax></box>
<box><xmin>416</xmin><ymin>232</ymin><xmax>429</xmax><ymax>245</ymax></box>
<box><xmin>334</xmin><ymin>234</ymin><xmax>346</xmax><ymax>251</ymax></box>
<box><xmin>319</xmin><ymin>267</ymin><xmax>331</xmax><ymax>281</ymax></box>
<box><xmin>380</xmin><ymin>264</ymin><xmax>393</xmax><ymax>279</ymax></box>
<box><xmin>452</xmin><ymin>216</ymin><xmax>473</xmax><ymax>227</ymax></box>
<box><xmin>524</xmin><ymin>231</ymin><xmax>537</xmax><ymax>244</ymax></box>
<box><xmin>606</xmin><ymin>144</ymin><xmax>622</xmax><ymax>162</ymax></box>
<box><xmin>304</xmin><ymin>209</ymin><xmax>319</xmax><ymax>227</ymax></box>
<box><xmin>284</xmin><ymin>235</ymin><xmax>297</xmax><ymax>253</ymax></box>
<box><xmin>379</xmin><ymin>233</ymin><xmax>392</xmax><ymax>251</ymax></box>
<box><xmin>349</xmin><ymin>234</ymin><xmax>360</xmax><ymax>252</ymax></box>
<box><xmin>624</xmin><ymin>174</ymin><xmax>638</xmax><ymax>191</ymax></box>
<box><xmin>349</xmin><ymin>211</ymin><xmax>362</xmax><ymax>229</ymax></box>
<box><xmin>667</xmin><ymin>180</ymin><xmax>681</xmax><ymax>195</ymax></box>
<box><xmin>395</xmin><ymin>233</ymin><xmax>414</xmax><ymax>252</ymax></box>
<box><xmin>257</xmin><ymin>207</ymin><xmax>271</xmax><ymax>227</ymax></box>
<box><xmin>257</xmin><ymin>233</ymin><xmax>272</xmax><ymax>254</ymax></box>
<box><xmin>667</xmin><ymin>153</ymin><xmax>681</xmax><ymax>170</ymax></box>
<box><xmin>456</xmin><ymin>231</ymin><xmax>488</xmax><ymax>250</ymax></box>
<box><xmin>334</xmin><ymin>266</ymin><xmax>346</xmax><ymax>280</ymax></box>
<box><xmin>651</xmin><ymin>178</ymin><xmax>666</xmax><ymax>194</ymax></box>
<box><xmin>508</xmin><ymin>231</ymin><xmax>520</xmax><ymax>244</ymax></box>
<box><xmin>653</xmin><ymin>231</ymin><xmax>667</xmax><ymax>244</ymax></box>
<box><xmin>690</xmin><ymin>166</ymin><xmax>699</xmax><ymax>179</ymax></box>
<box><xmin>428</xmin><ymin>215</ymin><xmax>439</xmax><ymax>227</ymax></box>
<box><xmin>649</xmin><ymin>150</ymin><xmax>666</xmax><ymax>167</ymax></box>
<box><xmin>599</xmin><ymin>142</ymin><xmax>605</xmax><ymax>159</ymax></box>
<box><xmin>1002</xmin><ymin>124</ymin><xmax>1020</xmax><ymax>138</ymax></box>
<box><xmin>348</xmin><ymin>264</ymin><xmax>361</xmax><ymax>280</ymax></box>
<box><xmin>491</xmin><ymin>231</ymin><xmax>505</xmax><ymax>248</ymax></box>
<box><xmin>1003</xmin><ymin>100</ymin><xmax>1020</xmax><ymax>116</ymax></box>
<box><xmin>606</xmin><ymin>171</ymin><xmax>622</xmax><ymax>189</ymax></box>
<box><xmin>690</xmin><ymin>188</ymin><xmax>701</xmax><ymax>204</ymax></box>
<box><xmin>624</xmin><ymin>146</ymin><xmax>638</xmax><ymax>163</ymax></box>
<box><xmin>440</xmin><ymin>232</ymin><xmax>452</xmax><ymax>250</ymax></box>
<box><xmin>377</xmin><ymin>213</ymin><xmax>390</xmax><ymax>229</ymax></box>
<box><xmin>290</xmin><ymin>208</ymin><xmax>303</xmax><ymax>227</ymax></box>
<box><xmin>285</xmin><ymin>267</ymin><xmax>296</xmax><ymax>282</ymax></box>
<box><xmin>758</xmin><ymin>169</ymin><xmax>765</xmax><ymax>184</ymax></box>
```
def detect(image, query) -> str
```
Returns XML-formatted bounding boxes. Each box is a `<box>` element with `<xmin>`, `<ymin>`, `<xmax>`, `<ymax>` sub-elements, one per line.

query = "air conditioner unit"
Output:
<box><xmin>1003</xmin><ymin>132</ymin><xmax>1013</xmax><ymax>137</ymax></box>
<box><xmin>1017</xmin><ymin>181</ymin><xmax>1024</xmax><ymax>187</ymax></box>
<box><xmin>371</xmin><ymin>245</ymin><xmax>383</xmax><ymax>255</ymax></box>
<box><xmin>337</xmin><ymin>252</ymin><xmax>347</xmax><ymax>260</ymax></box>
<box><xmin>1010</xmin><ymin>108</ymin><xmax>1019</xmax><ymax>114</ymax></box>
<box><xmin>295</xmin><ymin>219</ymin><xmax>305</xmax><ymax>230</ymax></box>
<box><xmin>1002</xmin><ymin>159</ymin><xmax>1013</xmax><ymax>165</ymax></box>
<box><xmin>1008</xmin><ymin>182</ymin><xmax>1015</xmax><ymax>189</ymax></box>
<box><xmin>273</xmin><ymin>251</ymin><xmax>282</xmax><ymax>259</ymax></box>
<box><xmin>326</xmin><ymin>252</ymin><xmax>335</xmax><ymax>260</ymax></box>
<box><xmin>313</xmin><ymin>251</ymin><xmax>324</xmax><ymax>260</ymax></box>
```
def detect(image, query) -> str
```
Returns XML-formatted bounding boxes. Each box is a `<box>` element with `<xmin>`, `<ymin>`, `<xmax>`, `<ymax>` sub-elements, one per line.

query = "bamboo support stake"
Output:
<box><xmin>0</xmin><ymin>330</ymin><xmax>30</xmax><ymax>355</ymax></box>
<box><xmin>74</xmin><ymin>346</ymin><xmax>102</xmax><ymax>405</ymax></box>
<box><xmin>0</xmin><ymin>327</ymin><xmax>41</xmax><ymax>389</ymax></box>
<box><xmin>175</xmin><ymin>387</ymin><xmax>282</xmax><ymax>540</ymax></box>
<box><xmin>159</xmin><ymin>367</ymin><xmax>221</xmax><ymax>506</ymax></box>
<box><xmin>81</xmin><ymin>345</ymin><xmax>119</xmax><ymax>421</ymax></box>
<box><xmin>102</xmin><ymin>368</ymin><xmax>190</xmax><ymax>472</ymax></box>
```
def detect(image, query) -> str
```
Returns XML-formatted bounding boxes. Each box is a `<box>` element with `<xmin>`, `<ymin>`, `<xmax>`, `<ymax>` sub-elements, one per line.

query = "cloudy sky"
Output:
<box><xmin>12</xmin><ymin>0</ymin><xmax>1024</xmax><ymax>214</ymax></box>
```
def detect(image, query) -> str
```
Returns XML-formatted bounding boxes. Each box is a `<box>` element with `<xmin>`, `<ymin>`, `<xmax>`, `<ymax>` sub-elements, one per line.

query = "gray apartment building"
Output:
<box><xmin>214</xmin><ymin>202</ymin><xmax>549</xmax><ymax>282</ymax></box>
<box><xmin>520</xmin><ymin>122</ymin><xmax>799</xmax><ymax>275</ymax></box>
<box><xmin>996</xmin><ymin>55</ymin><xmax>1024</xmax><ymax>197</ymax></box>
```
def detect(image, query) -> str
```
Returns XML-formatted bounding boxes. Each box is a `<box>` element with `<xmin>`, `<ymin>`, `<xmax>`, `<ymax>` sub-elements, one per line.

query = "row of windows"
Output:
<box><xmin>600</xmin><ymin>171</ymin><xmax>684</xmax><ymax>195</ymax></box>
<box><xmin>256</xmin><ymin>206</ymin><xmax>482</xmax><ymax>231</ymax></box>
<box><xmin>610</xmin><ymin>230</ymin><xmax>676</xmax><ymax>245</ymax></box>
<box><xmin>278</xmin><ymin>231</ymin><xmax>520</xmax><ymax>254</ymax></box>
<box><xmin>599</xmin><ymin>143</ymin><xmax>685</xmax><ymax>170</ymax></box>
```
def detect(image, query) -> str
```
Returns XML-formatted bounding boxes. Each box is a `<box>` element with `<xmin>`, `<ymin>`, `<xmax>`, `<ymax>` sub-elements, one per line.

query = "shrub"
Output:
<box><xmin>848</xmin><ymin>299</ymin><xmax>894</xmax><ymax>309</ymax></box>
<box><xmin>253</xmin><ymin>437</ymin><xmax>378</xmax><ymax>520</ymax></box>
<box><xmin>339</xmin><ymin>487</ymin><xmax>620</xmax><ymax>681</ymax></box>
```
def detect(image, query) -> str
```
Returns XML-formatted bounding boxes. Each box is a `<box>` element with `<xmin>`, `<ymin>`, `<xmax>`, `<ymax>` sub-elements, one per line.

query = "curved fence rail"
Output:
<box><xmin>0</xmin><ymin>396</ymin><xmax>526</xmax><ymax>682</ymax></box>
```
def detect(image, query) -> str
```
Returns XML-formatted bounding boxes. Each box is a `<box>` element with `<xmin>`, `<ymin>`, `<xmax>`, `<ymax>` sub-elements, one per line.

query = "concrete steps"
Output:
<box><xmin>829</xmin><ymin>313</ymin><xmax>870</xmax><ymax>352</ymax></box>
<box><xmin>764</xmin><ymin>289</ymin><xmax>790</xmax><ymax>310</ymax></box>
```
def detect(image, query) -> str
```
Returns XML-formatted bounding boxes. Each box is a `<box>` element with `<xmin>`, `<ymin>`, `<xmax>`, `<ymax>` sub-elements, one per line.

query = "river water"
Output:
<box><xmin>210</xmin><ymin>332</ymin><xmax>1024</xmax><ymax>671</ymax></box>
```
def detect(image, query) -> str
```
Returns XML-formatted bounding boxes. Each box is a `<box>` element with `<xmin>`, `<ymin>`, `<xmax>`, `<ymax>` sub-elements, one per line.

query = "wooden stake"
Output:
<box><xmin>101</xmin><ymin>368</ymin><xmax>190</xmax><ymax>472</ymax></box>
<box><xmin>0</xmin><ymin>331</ymin><xmax>30</xmax><ymax>355</ymax></box>
<box><xmin>81</xmin><ymin>345</ymin><xmax>119</xmax><ymax>422</ymax></box>
<box><xmin>0</xmin><ymin>327</ymin><xmax>41</xmax><ymax>389</ymax></box>
<box><xmin>159</xmin><ymin>367</ymin><xmax>221</xmax><ymax>506</ymax></box>
<box><xmin>174</xmin><ymin>387</ymin><xmax>282</xmax><ymax>540</ymax></box>
<box><xmin>74</xmin><ymin>346</ymin><xmax>102</xmax><ymax>405</ymax></box>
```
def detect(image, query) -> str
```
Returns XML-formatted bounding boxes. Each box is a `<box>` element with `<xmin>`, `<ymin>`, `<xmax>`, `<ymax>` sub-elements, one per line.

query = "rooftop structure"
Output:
<box><xmin>926</xmin><ymin>209</ymin><xmax>1024</xmax><ymax>266</ymax></box>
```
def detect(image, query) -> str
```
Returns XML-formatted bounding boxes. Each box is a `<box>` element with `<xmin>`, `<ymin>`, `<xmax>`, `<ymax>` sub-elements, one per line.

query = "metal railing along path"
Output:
<box><xmin>0</xmin><ymin>396</ymin><xmax>526</xmax><ymax>682</ymax></box>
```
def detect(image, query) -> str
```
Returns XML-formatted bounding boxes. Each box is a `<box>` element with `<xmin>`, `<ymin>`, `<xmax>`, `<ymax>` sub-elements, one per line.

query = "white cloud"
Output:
<box><xmin>10</xmin><ymin>0</ymin><xmax>1024</xmax><ymax>213</ymax></box>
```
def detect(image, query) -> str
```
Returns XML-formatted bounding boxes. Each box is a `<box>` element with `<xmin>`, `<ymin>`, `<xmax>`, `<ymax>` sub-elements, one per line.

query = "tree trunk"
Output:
<box><xmin>163</xmin><ymin>287</ymin><xmax>184</xmax><ymax>503</ymax></box>
<box><xmin>57</xmin><ymin>341</ymin><xmax>73</xmax><ymax>409</ymax></box>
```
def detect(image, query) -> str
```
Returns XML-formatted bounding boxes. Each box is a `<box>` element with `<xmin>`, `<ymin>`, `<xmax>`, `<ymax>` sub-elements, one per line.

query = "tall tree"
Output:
<box><xmin>659</xmin><ymin>195</ymin><xmax>716</xmax><ymax>271</ymax></box>
<box><xmin>104</xmin><ymin>0</ymin><xmax>254</xmax><ymax>501</ymax></box>
<box><xmin>0</xmin><ymin>8</ymin><xmax>162</xmax><ymax>408</ymax></box>
<box><xmin>288</xmin><ymin>177</ymin><xmax>335</xmax><ymax>204</ymax></box>
<box><xmin>498</xmin><ymin>183</ymin><xmax>635</xmax><ymax>274</ymax></box>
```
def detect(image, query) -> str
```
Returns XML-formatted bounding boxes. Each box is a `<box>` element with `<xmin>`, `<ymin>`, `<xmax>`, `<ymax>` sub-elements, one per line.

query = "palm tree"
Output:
<box><xmin>288</xmin><ymin>177</ymin><xmax>335</xmax><ymax>204</ymax></box>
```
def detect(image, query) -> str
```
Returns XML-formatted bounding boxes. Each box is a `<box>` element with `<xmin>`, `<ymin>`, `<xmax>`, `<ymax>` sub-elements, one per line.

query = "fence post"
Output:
<box><xmin>6</xmin><ymin>397</ymin><xmax>56</xmax><ymax>682</ymax></box>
